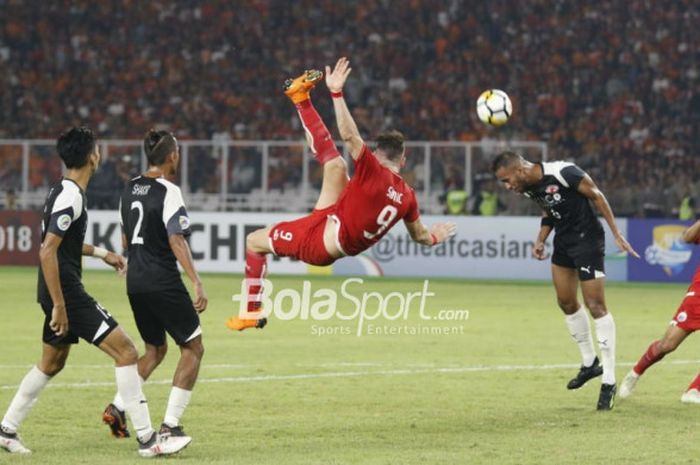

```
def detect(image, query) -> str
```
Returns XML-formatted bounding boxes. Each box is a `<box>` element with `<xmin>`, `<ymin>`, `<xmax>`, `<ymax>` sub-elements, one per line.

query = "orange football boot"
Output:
<box><xmin>225</xmin><ymin>315</ymin><xmax>268</xmax><ymax>332</ymax></box>
<box><xmin>283</xmin><ymin>69</ymin><xmax>323</xmax><ymax>104</ymax></box>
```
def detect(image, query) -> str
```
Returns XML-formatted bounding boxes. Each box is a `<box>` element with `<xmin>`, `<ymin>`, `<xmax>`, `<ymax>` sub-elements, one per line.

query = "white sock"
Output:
<box><xmin>1</xmin><ymin>366</ymin><xmax>51</xmax><ymax>433</ymax></box>
<box><xmin>115</xmin><ymin>365</ymin><xmax>153</xmax><ymax>442</ymax></box>
<box><xmin>595</xmin><ymin>313</ymin><xmax>617</xmax><ymax>385</ymax></box>
<box><xmin>564</xmin><ymin>307</ymin><xmax>597</xmax><ymax>367</ymax></box>
<box><xmin>163</xmin><ymin>386</ymin><xmax>192</xmax><ymax>427</ymax></box>
<box><xmin>112</xmin><ymin>375</ymin><xmax>144</xmax><ymax>412</ymax></box>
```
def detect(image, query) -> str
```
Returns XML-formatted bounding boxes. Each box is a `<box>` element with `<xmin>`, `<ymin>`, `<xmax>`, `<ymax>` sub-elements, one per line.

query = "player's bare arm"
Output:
<box><xmin>326</xmin><ymin>57</ymin><xmax>364</xmax><ymax>159</ymax></box>
<box><xmin>81</xmin><ymin>243</ymin><xmax>126</xmax><ymax>273</ymax></box>
<box><xmin>169</xmin><ymin>234</ymin><xmax>208</xmax><ymax>313</ymax></box>
<box><xmin>682</xmin><ymin>219</ymin><xmax>700</xmax><ymax>243</ymax></box>
<box><xmin>39</xmin><ymin>232</ymin><xmax>68</xmax><ymax>337</ymax></box>
<box><xmin>533</xmin><ymin>213</ymin><xmax>553</xmax><ymax>260</ymax></box>
<box><xmin>405</xmin><ymin>219</ymin><xmax>456</xmax><ymax>246</ymax></box>
<box><xmin>576</xmin><ymin>174</ymin><xmax>640</xmax><ymax>258</ymax></box>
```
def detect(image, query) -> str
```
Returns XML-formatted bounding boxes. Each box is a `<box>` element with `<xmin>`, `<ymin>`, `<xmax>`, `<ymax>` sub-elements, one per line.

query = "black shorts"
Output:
<box><xmin>552</xmin><ymin>234</ymin><xmax>605</xmax><ymax>281</ymax></box>
<box><xmin>40</xmin><ymin>292</ymin><xmax>118</xmax><ymax>346</ymax></box>
<box><xmin>128</xmin><ymin>290</ymin><xmax>201</xmax><ymax>346</ymax></box>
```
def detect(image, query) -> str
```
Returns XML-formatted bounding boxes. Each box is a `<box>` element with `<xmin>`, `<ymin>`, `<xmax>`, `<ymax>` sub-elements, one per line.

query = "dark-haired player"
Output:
<box><xmin>492</xmin><ymin>152</ymin><xmax>638</xmax><ymax>410</ymax></box>
<box><xmin>0</xmin><ymin>127</ymin><xmax>190</xmax><ymax>457</ymax></box>
<box><xmin>226</xmin><ymin>57</ymin><xmax>455</xmax><ymax>331</ymax></box>
<box><xmin>620</xmin><ymin>219</ymin><xmax>700</xmax><ymax>403</ymax></box>
<box><xmin>102</xmin><ymin>130</ymin><xmax>206</xmax><ymax>440</ymax></box>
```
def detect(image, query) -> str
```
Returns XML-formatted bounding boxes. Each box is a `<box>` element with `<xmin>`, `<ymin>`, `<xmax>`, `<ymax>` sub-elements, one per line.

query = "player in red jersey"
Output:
<box><xmin>619</xmin><ymin>219</ymin><xmax>700</xmax><ymax>403</ymax></box>
<box><xmin>226</xmin><ymin>57</ymin><xmax>455</xmax><ymax>331</ymax></box>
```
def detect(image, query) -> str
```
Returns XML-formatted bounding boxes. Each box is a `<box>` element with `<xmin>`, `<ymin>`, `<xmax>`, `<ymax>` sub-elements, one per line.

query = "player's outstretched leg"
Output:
<box><xmin>284</xmin><ymin>69</ymin><xmax>342</xmax><ymax>166</ymax></box>
<box><xmin>620</xmin><ymin>324</ymin><xmax>689</xmax><ymax>399</ymax></box>
<box><xmin>226</xmin><ymin>228</ymin><xmax>272</xmax><ymax>331</ymax></box>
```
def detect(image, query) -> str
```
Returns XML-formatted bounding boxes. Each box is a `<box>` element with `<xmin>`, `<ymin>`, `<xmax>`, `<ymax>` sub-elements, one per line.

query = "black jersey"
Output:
<box><xmin>120</xmin><ymin>176</ymin><xmax>191</xmax><ymax>294</ymax></box>
<box><xmin>523</xmin><ymin>161</ymin><xmax>604</xmax><ymax>241</ymax></box>
<box><xmin>37</xmin><ymin>178</ymin><xmax>88</xmax><ymax>305</ymax></box>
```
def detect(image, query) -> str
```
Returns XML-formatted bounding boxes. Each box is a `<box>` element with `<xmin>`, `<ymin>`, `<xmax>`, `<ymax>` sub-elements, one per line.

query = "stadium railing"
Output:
<box><xmin>0</xmin><ymin>139</ymin><xmax>547</xmax><ymax>214</ymax></box>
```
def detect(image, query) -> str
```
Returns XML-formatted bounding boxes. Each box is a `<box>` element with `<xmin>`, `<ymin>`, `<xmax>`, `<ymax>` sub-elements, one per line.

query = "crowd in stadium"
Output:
<box><xmin>1</xmin><ymin>0</ymin><xmax>698</xmax><ymax>217</ymax></box>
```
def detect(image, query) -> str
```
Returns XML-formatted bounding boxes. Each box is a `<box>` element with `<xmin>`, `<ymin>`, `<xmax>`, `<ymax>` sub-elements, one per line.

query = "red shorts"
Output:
<box><xmin>671</xmin><ymin>289</ymin><xmax>700</xmax><ymax>332</ymax></box>
<box><xmin>269</xmin><ymin>206</ymin><xmax>336</xmax><ymax>266</ymax></box>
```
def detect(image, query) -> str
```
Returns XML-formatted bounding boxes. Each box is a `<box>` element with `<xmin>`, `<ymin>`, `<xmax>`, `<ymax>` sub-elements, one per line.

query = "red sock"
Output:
<box><xmin>687</xmin><ymin>373</ymin><xmax>700</xmax><ymax>391</ymax></box>
<box><xmin>245</xmin><ymin>249</ymin><xmax>267</xmax><ymax>313</ymax></box>
<box><xmin>295</xmin><ymin>99</ymin><xmax>340</xmax><ymax>164</ymax></box>
<box><xmin>633</xmin><ymin>340</ymin><xmax>665</xmax><ymax>375</ymax></box>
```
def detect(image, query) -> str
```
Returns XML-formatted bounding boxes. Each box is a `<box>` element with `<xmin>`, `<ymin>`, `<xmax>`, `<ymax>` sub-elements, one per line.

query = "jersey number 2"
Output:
<box><xmin>130</xmin><ymin>201</ymin><xmax>145</xmax><ymax>245</ymax></box>
<box><xmin>363</xmin><ymin>205</ymin><xmax>398</xmax><ymax>240</ymax></box>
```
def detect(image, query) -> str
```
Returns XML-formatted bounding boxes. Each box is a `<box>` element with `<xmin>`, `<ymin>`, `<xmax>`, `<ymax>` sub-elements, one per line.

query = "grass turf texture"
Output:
<box><xmin>0</xmin><ymin>265</ymin><xmax>698</xmax><ymax>464</ymax></box>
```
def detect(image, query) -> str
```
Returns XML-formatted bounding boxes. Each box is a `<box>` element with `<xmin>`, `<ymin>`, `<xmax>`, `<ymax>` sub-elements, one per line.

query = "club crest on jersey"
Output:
<box><xmin>179</xmin><ymin>215</ymin><xmax>190</xmax><ymax>230</ymax></box>
<box><xmin>57</xmin><ymin>214</ymin><xmax>72</xmax><ymax>231</ymax></box>
<box><xmin>132</xmin><ymin>184</ymin><xmax>151</xmax><ymax>196</ymax></box>
<box><xmin>545</xmin><ymin>185</ymin><xmax>559</xmax><ymax>194</ymax></box>
<box><xmin>386</xmin><ymin>186</ymin><xmax>403</xmax><ymax>204</ymax></box>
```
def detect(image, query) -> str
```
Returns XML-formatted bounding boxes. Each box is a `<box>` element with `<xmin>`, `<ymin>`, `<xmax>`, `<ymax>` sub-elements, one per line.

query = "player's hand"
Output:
<box><xmin>104</xmin><ymin>252</ymin><xmax>127</xmax><ymax>274</ymax></box>
<box><xmin>532</xmin><ymin>241</ymin><xmax>547</xmax><ymax>260</ymax></box>
<box><xmin>193</xmin><ymin>281</ymin><xmax>208</xmax><ymax>313</ymax></box>
<box><xmin>430</xmin><ymin>222</ymin><xmax>457</xmax><ymax>244</ymax></box>
<box><xmin>49</xmin><ymin>303</ymin><xmax>69</xmax><ymax>337</ymax></box>
<box><xmin>325</xmin><ymin>57</ymin><xmax>352</xmax><ymax>93</ymax></box>
<box><xmin>615</xmin><ymin>234</ymin><xmax>640</xmax><ymax>259</ymax></box>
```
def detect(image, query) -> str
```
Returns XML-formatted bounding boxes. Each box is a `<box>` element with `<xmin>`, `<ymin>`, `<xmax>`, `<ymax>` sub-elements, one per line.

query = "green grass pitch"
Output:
<box><xmin>1</xmin><ymin>266</ymin><xmax>699</xmax><ymax>464</ymax></box>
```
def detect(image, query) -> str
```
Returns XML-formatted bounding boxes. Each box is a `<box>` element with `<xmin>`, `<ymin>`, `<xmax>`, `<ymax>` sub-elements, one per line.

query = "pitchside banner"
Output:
<box><xmin>627</xmin><ymin>219</ymin><xmax>700</xmax><ymax>283</ymax></box>
<box><xmin>0</xmin><ymin>211</ymin><xmax>42</xmax><ymax>266</ymax></box>
<box><xmin>80</xmin><ymin>211</ymin><xmax>628</xmax><ymax>281</ymax></box>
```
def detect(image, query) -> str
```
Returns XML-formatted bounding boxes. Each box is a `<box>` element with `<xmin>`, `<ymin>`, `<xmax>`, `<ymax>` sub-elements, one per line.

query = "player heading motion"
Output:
<box><xmin>103</xmin><ymin>130</ymin><xmax>207</xmax><ymax>442</ymax></box>
<box><xmin>226</xmin><ymin>57</ymin><xmax>455</xmax><ymax>331</ymax></box>
<box><xmin>492</xmin><ymin>151</ymin><xmax>639</xmax><ymax>411</ymax></box>
<box><xmin>0</xmin><ymin>127</ymin><xmax>190</xmax><ymax>458</ymax></box>
<box><xmin>620</xmin><ymin>219</ymin><xmax>700</xmax><ymax>403</ymax></box>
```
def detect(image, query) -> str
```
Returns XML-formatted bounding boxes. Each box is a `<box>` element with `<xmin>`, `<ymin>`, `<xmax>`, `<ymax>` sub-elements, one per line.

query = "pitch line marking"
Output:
<box><xmin>2</xmin><ymin>359</ymin><xmax>700</xmax><ymax>390</ymax></box>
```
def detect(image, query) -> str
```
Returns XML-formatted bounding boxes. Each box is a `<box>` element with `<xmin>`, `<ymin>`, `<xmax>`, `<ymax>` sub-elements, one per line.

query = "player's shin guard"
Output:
<box><xmin>115</xmin><ymin>365</ymin><xmax>154</xmax><ymax>442</ymax></box>
<box><xmin>295</xmin><ymin>100</ymin><xmax>341</xmax><ymax>165</ymax></box>
<box><xmin>245</xmin><ymin>249</ymin><xmax>267</xmax><ymax>313</ymax></box>
<box><xmin>634</xmin><ymin>340</ymin><xmax>665</xmax><ymax>375</ymax></box>
<box><xmin>564</xmin><ymin>307</ymin><xmax>597</xmax><ymax>367</ymax></box>
<box><xmin>1</xmin><ymin>366</ymin><xmax>51</xmax><ymax>433</ymax></box>
<box><xmin>595</xmin><ymin>313</ymin><xmax>616</xmax><ymax>385</ymax></box>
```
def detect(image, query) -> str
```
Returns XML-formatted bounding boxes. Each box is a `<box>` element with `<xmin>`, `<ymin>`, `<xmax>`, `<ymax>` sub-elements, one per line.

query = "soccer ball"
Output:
<box><xmin>476</xmin><ymin>89</ymin><xmax>512</xmax><ymax>126</ymax></box>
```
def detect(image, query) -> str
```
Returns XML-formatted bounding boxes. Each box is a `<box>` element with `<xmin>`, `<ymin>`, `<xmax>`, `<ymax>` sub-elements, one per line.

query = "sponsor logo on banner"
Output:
<box><xmin>643</xmin><ymin>225</ymin><xmax>693</xmax><ymax>276</ymax></box>
<box><xmin>628</xmin><ymin>219</ymin><xmax>699</xmax><ymax>283</ymax></box>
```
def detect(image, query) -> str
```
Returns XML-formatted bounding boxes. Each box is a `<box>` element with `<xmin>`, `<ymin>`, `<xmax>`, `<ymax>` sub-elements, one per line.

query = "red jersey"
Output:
<box><xmin>333</xmin><ymin>145</ymin><xmax>420</xmax><ymax>256</ymax></box>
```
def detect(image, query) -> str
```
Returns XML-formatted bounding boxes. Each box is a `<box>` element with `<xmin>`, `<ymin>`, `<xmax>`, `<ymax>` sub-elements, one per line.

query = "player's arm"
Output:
<box><xmin>326</xmin><ymin>57</ymin><xmax>364</xmax><ymax>160</ymax></box>
<box><xmin>39</xmin><ymin>233</ymin><xmax>68</xmax><ymax>336</ymax></box>
<box><xmin>169</xmin><ymin>234</ymin><xmax>207</xmax><ymax>313</ymax></box>
<box><xmin>577</xmin><ymin>174</ymin><xmax>640</xmax><ymax>258</ymax></box>
<box><xmin>81</xmin><ymin>243</ymin><xmax>126</xmax><ymax>273</ymax></box>
<box><xmin>682</xmin><ymin>219</ymin><xmax>700</xmax><ymax>243</ymax></box>
<box><xmin>163</xmin><ymin>186</ymin><xmax>207</xmax><ymax>312</ymax></box>
<box><xmin>533</xmin><ymin>212</ymin><xmax>553</xmax><ymax>260</ymax></box>
<box><xmin>405</xmin><ymin>219</ymin><xmax>456</xmax><ymax>246</ymax></box>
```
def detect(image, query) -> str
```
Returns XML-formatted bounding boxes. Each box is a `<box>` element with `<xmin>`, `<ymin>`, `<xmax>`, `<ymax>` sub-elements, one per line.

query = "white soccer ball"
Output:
<box><xmin>476</xmin><ymin>89</ymin><xmax>512</xmax><ymax>126</ymax></box>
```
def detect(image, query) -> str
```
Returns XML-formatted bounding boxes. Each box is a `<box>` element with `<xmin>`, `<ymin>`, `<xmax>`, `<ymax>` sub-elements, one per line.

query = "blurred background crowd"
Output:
<box><xmin>0</xmin><ymin>0</ymin><xmax>698</xmax><ymax>217</ymax></box>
